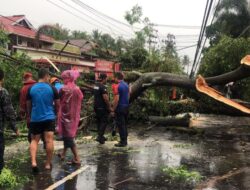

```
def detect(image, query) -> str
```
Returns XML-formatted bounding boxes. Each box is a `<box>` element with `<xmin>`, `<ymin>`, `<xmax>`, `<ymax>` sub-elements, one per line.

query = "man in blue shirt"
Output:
<box><xmin>112</xmin><ymin>72</ymin><xmax>129</xmax><ymax>147</ymax></box>
<box><xmin>27</xmin><ymin>68</ymin><xmax>60</xmax><ymax>173</ymax></box>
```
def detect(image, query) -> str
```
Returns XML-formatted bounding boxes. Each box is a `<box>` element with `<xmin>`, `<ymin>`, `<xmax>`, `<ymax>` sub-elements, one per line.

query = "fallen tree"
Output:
<box><xmin>129</xmin><ymin>55</ymin><xmax>250</xmax><ymax>115</ymax></box>
<box><xmin>149</xmin><ymin>113</ymin><xmax>250</xmax><ymax>128</ymax></box>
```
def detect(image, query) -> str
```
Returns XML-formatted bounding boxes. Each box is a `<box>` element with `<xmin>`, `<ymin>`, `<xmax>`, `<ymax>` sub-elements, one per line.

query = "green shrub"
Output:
<box><xmin>161</xmin><ymin>165</ymin><xmax>202</xmax><ymax>183</ymax></box>
<box><xmin>0</xmin><ymin>168</ymin><xmax>18</xmax><ymax>189</ymax></box>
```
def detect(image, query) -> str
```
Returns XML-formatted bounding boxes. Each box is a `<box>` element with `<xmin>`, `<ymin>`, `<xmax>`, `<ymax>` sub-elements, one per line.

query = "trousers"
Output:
<box><xmin>116</xmin><ymin>106</ymin><xmax>129</xmax><ymax>144</ymax></box>
<box><xmin>95</xmin><ymin>108</ymin><xmax>109</xmax><ymax>139</ymax></box>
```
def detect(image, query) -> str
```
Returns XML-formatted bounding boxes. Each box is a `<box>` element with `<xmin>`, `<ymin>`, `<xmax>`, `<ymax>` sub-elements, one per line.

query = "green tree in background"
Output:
<box><xmin>0</xmin><ymin>30</ymin><xmax>36</xmax><ymax>107</ymax></box>
<box><xmin>199</xmin><ymin>36</ymin><xmax>250</xmax><ymax>100</ymax></box>
<box><xmin>71</xmin><ymin>30</ymin><xmax>90</xmax><ymax>40</ymax></box>
<box><xmin>206</xmin><ymin>0</ymin><xmax>250</xmax><ymax>44</ymax></box>
<box><xmin>37</xmin><ymin>23</ymin><xmax>70</xmax><ymax>40</ymax></box>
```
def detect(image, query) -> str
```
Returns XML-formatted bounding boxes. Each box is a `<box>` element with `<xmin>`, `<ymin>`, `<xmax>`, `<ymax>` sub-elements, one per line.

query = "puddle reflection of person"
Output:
<box><xmin>54</xmin><ymin>168</ymin><xmax>78</xmax><ymax>190</ymax></box>
<box><xmin>95</xmin><ymin>149</ymin><xmax>111</xmax><ymax>190</ymax></box>
<box><xmin>112</xmin><ymin>151</ymin><xmax>130</xmax><ymax>189</ymax></box>
<box><xmin>95</xmin><ymin>149</ymin><xmax>131</xmax><ymax>189</ymax></box>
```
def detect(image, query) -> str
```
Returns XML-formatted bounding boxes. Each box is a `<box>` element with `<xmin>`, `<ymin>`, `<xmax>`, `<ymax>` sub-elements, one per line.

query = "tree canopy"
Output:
<box><xmin>206</xmin><ymin>0</ymin><xmax>250</xmax><ymax>44</ymax></box>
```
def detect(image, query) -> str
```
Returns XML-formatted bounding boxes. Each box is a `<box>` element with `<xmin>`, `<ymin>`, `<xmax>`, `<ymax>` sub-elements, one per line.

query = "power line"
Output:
<box><xmin>71</xmin><ymin>0</ymin><xmax>139</xmax><ymax>30</ymax></box>
<box><xmin>58</xmin><ymin>0</ymin><xmax>116</xmax><ymax>34</ymax></box>
<box><xmin>190</xmin><ymin>0</ymin><xmax>212</xmax><ymax>78</ymax></box>
<box><xmin>176</xmin><ymin>44</ymin><xmax>197</xmax><ymax>51</ymax></box>
<box><xmin>45</xmin><ymin>0</ymin><xmax>112</xmax><ymax>35</ymax></box>
<box><xmin>193</xmin><ymin>0</ymin><xmax>222</xmax><ymax>74</ymax></box>
<box><xmin>71</xmin><ymin>0</ymin><xmax>135</xmax><ymax>35</ymax></box>
<box><xmin>153</xmin><ymin>23</ymin><xmax>201</xmax><ymax>29</ymax></box>
<box><xmin>189</xmin><ymin>0</ymin><xmax>214</xmax><ymax>78</ymax></box>
<box><xmin>159</xmin><ymin>34</ymin><xmax>199</xmax><ymax>37</ymax></box>
<box><xmin>176</xmin><ymin>41</ymin><xmax>198</xmax><ymax>43</ymax></box>
<box><xmin>58</xmin><ymin>0</ymin><xmax>132</xmax><ymax>36</ymax></box>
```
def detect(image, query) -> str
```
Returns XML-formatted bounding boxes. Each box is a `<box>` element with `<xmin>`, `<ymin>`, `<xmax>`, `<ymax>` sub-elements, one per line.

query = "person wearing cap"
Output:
<box><xmin>50</xmin><ymin>77</ymin><xmax>64</xmax><ymax>92</ymax></box>
<box><xmin>19</xmin><ymin>72</ymin><xmax>36</xmax><ymax>142</ymax></box>
<box><xmin>94</xmin><ymin>73</ymin><xmax>112</xmax><ymax>144</ymax></box>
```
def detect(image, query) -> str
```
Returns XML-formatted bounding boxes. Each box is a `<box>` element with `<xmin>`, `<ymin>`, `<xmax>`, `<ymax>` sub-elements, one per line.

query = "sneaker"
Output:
<box><xmin>114</xmin><ymin>142</ymin><xmax>127</xmax><ymax>147</ymax></box>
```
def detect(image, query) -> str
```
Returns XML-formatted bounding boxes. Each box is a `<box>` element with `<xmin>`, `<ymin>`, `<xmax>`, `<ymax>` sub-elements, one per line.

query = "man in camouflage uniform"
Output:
<box><xmin>0</xmin><ymin>68</ymin><xmax>19</xmax><ymax>173</ymax></box>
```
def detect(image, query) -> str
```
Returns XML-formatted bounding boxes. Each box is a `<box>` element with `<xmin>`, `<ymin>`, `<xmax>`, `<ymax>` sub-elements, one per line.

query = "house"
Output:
<box><xmin>0</xmin><ymin>15</ymin><xmax>95</xmax><ymax>73</ymax></box>
<box><xmin>0</xmin><ymin>15</ymin><xmax>120</xmax><ymax>77</ymax></box>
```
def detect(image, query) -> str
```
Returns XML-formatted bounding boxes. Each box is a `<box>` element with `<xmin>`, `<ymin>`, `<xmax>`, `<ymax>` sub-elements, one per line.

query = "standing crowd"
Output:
<box><xmin>0</xmin><ymin>68</ymin><xmax>129</xmax><ymax>174</ymax></box>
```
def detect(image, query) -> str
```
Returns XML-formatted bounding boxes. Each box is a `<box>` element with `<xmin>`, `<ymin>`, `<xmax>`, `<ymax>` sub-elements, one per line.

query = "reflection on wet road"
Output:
<box><xmin>21</xmin><ymin>127</ymin><xmax>250</xmax><ymax>190</ymax></box>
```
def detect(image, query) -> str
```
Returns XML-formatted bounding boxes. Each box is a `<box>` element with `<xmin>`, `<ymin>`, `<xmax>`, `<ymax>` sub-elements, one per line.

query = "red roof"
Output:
<box><xmin>0</xmin><ymin>15</ymin><xmax>53</xmax><ymax>43</ymax></box>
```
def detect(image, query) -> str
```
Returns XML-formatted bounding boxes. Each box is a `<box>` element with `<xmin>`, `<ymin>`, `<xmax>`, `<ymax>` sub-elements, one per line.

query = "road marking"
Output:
<box><xmin>45</xmin><ymin>165</ymin><xmax>89</xmax><ymax>190</ymax></box>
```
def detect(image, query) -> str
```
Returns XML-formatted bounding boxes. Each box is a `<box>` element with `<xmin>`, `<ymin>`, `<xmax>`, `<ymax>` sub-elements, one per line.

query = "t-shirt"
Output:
<box><xmin>113</xmin><ymin>80</ymin><xmax>129</xmax><ymax>108</ymax></box>
<box><xmin>112</xmin><ymin>83</ymin><xmax>118</xmax><ymax>95</ymax></box>
<box><xmin>54</xmin><ymin>82</ymin><xmax>64</xmax><ymax>92</ymax></box>
<box><xmin>27</xmin><ymin>82</ymin><xmax>59</xmax><ymax>122</ymax></box>
<box><xmin>93</xmin><ymin>83</ymin><xmax>108</xmax><ymax>110</ymax></box>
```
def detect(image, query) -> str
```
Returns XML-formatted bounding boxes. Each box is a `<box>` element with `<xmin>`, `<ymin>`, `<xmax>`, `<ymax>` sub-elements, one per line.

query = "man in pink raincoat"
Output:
<box><xmin>57</xmin><ymin>70</ymin><xmax>83</xmax><ymax>164</ymax></box>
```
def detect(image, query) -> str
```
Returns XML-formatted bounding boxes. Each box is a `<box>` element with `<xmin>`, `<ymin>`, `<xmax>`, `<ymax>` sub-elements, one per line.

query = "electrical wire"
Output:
<box><xmin>189</xmin><ymin>0</ymin><xmax>215</xmax><ymax>78</ymax></box>
<box><xmin>153</xmin><ymin>23</ymin><xmax>200</xmax><ymax>29</ymax></box>
<box><xmin>193</xmin><ymin>0</ymin><xmax>222</xmax><ymax>75</ymax></box>
<box><xmin>45</xmin><ymin>0</ymin><xmax>112</xmax><ymax>34</ymax></box>
<box><xmin>71</xmin><ymin>0</ymin><xmax>139</xmax><ymax>30</ymax></box>
<box><xmin>176</xmin><ymin>44</ymin><xmax>197</xmax><ymax>51</ymax></box>
<box><xmin>58</xmin><ymin>0</ymin><xmax>130</xmax><ymax>36</ymax></box>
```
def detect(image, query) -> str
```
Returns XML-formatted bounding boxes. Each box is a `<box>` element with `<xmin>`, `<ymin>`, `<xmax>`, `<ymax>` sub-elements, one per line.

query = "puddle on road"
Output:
<box><xmin>20</xmin><ymin>127</ymin><xmax>250</xmax><ymax>190</ymax></box>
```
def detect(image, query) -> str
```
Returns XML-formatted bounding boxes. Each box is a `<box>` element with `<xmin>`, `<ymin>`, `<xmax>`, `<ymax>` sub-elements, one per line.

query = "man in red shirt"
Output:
<box><xmin>19</xmin><ymin>72</ymin><xmax>36</xmax><ymax>142</ymax></box>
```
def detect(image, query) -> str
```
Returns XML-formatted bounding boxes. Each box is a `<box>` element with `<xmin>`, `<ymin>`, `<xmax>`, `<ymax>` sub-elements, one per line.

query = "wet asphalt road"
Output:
<box><xmin>20</xmin><ymin>127</ymin><xmax>250</xmax><ymax>190</ymax></box>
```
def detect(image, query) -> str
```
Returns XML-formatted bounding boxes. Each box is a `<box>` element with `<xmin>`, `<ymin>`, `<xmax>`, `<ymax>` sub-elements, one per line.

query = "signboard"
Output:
<box><xmin>95</xmin><ymin>60</ymin><xmax>114</xmax><ymax>72</ymax></box>
<box><xmin>94</xmin><ymin>60</ymin><xmax>121</xmax><ymax>80</ymax></box>
<box><xmin>53</xmin><ymin>41</ymin><xmax>81</xmax><ymax>55</ymax></box>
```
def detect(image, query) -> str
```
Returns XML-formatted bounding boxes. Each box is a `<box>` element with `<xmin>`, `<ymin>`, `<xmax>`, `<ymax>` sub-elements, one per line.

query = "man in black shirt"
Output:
<box><xmin>94</xmin><ymin>73</ymin><xmax>112</xmax><ymax>144</ymax></box>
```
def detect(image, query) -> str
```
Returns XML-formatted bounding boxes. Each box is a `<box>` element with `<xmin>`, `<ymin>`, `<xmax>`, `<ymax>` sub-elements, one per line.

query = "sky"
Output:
<box><xmin>0</xmin><ymin>0</ymin><xmax>217</xmax><ymax>66</ymax></box>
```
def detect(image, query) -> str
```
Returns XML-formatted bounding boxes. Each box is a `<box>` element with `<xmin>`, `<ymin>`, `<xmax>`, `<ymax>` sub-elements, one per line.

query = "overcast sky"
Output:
<box><xmin>1</xmin><ymin>0</ymin><xmax>218</xmax><ymax>65</ymax></box>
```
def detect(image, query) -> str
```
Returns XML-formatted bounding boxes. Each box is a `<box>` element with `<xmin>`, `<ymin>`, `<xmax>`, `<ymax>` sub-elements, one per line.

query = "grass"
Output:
<box><xmin>0</xmin><ymin>168</ymin><xmax>18</xmax><ymax>189</ymax></box>
<box><xmin>173</xmin><ymin>143</ymin><xmax>193</xmax><ymax>149</ymax></box>
<box><xmin>161</xmin><ymin>165</ymin><xmax>202</xmax><ymax>184</ymax></box>
<box><xmin>5</xmin><ymin>121</ymin><xmax>28</xmax><ymax>146</ymax></box>
<box><xmin>0</xmin><ymin>152</ymin><xmax>31</xmax><ymax>189</ymax></box>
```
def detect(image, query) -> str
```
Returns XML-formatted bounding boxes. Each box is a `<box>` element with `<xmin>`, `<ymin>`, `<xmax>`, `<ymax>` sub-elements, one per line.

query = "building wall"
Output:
<box><xmin>15</xmin><ymin>47</ymin><xmax>95</xmax><ymax>73</ymax></box>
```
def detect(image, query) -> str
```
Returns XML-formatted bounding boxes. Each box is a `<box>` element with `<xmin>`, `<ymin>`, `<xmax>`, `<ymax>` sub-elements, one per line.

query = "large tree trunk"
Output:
<box><xmin>149</xmin><ymin>113</ymin><xmax>250</xmax><ymax>128</ymax></box>
<box><xmin>129</xmin><ymin>55</ymin><xmax>250</xmax><ymax>115</ymax></box>
<box><xmin>149</xmin><ymin>114</ymin><xmax>190</xmax><ymax>127</ymax></box>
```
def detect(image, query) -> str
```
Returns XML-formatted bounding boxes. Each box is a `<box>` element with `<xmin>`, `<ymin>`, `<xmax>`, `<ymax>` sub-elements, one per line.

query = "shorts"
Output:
<box><xmin>30</xmin><ymin>120</ymin><xmax>55</xmax><ymax>135</ymax></box>
<box><xmin>63</xmin><ymin>137</ymin><xmax>75</xmax><ymax>148</ymax></box>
